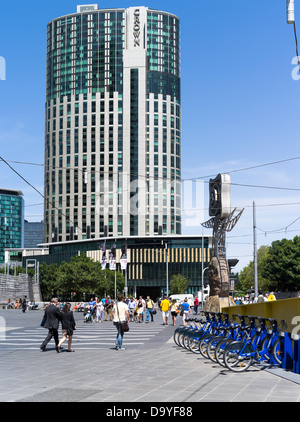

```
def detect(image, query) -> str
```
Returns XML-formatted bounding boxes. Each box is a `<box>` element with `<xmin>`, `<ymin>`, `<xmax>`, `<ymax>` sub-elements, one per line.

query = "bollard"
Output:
<box><xmin>282</xmin><ymin>332</ymin><xmax>293</xmax><ymax>370</ymax></box>
<box><xmin>292</xmin><ymin>334</ymin><xmax>300</xmax><ymax>374</ymax></box>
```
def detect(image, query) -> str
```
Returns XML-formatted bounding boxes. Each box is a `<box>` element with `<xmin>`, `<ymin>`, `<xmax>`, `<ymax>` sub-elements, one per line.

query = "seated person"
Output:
<box><xmin>7</xmin><ymin>299</ymin><xmax>14</xmax><ymax>309</ymax></box>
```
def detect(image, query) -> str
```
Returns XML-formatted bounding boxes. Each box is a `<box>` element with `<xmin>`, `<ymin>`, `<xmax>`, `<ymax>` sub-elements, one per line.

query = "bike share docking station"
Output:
<box><xmin>282</xmin><ymin>332</ymin><xmax>300</xmax><ymax>375</ymax></box>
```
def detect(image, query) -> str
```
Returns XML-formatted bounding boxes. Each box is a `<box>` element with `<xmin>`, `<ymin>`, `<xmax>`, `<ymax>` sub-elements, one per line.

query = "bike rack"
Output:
<box><xmin>282</xmin><ymin>332</ymin><xmax>293</xmax><ymax>371</ymax></box>
<box><xmin>292</xmin><ymin>334</ymin><xmax>300</xmax><ymax>375</ymax></box>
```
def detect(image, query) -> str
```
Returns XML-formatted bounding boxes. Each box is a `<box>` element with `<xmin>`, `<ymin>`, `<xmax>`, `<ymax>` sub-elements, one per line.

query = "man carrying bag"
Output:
<box><xmin>112</xmin><ymin>294</ymin><xmax>129</xmax><ymax>351</ymax></box>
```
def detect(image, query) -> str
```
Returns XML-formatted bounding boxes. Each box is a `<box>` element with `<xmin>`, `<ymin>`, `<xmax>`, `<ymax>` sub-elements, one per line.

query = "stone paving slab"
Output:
<box><xmin>0</xmin><ymin>310</ymin><xmax>299</xmax><ymax>404</ymax></box>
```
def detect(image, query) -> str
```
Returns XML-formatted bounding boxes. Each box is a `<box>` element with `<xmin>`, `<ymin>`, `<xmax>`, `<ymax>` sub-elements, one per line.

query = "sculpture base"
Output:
<box><xmin>204</xmin><ymin>295</ymin><xmax>235</xmax><ymax>312</ymax></box>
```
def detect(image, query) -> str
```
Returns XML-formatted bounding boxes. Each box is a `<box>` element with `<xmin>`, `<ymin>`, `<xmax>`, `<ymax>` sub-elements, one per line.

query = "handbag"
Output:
<box><xmin>40</xmin><ymin>316</ymin><xmax>46</xmax><ymax>327</ymax></box>
<box><xmin>116</xmin><ymin>303</ymin><xmax>129</xmax><ymax>332</ymax></box>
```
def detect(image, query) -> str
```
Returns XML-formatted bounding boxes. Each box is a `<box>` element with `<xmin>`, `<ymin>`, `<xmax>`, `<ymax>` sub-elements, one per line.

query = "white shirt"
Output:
<box><xmin>113</xmin><ymin>302</ymin><xmax>128</xmax><ymax>322</ymax></box>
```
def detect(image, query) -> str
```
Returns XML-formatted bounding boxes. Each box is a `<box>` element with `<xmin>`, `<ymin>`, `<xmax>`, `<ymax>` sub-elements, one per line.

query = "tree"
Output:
<box><xmin>170</xmin><ymin>274</ymin><xmax>190</xmax><ymax>294</ymax></box>
<box><xmin>39</xmin><ymin>254</ymin><xmax>125</xmax><ymax>300</ymax></box>
<box><xmin>261</xmin><ymin>236</ymin><xmax>300</xmax><ymax>291</ymax></box>
<box><xmin>239</xmin><ymin>245</ymin><xmax>270</xmax><ymax>293</ymax></box>
<box><xmin>39</xmin><ymin>262</ymin><xmax>59</xmax><ymax>300</ymax></box>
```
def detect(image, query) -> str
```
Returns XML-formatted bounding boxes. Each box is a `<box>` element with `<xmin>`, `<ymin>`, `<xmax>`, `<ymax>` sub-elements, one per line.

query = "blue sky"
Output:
<box><xmin>1</xmin><ymin>0</ymin><xmax>300</xmax><ymax>272</ymax></box>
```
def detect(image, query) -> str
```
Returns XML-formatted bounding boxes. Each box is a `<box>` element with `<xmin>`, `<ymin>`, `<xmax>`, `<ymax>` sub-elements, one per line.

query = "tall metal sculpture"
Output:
<box><xmin>201</xmin><ymin>174</ymin><xmax>244</xmax><ymax>309</ymax></box>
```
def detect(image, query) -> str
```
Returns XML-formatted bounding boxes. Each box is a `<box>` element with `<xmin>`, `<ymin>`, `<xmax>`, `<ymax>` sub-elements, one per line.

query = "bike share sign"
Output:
<box><xmin>0</xmin><ymin>56</ymin><xmax>6</xmax><ymax>80</ymax></box>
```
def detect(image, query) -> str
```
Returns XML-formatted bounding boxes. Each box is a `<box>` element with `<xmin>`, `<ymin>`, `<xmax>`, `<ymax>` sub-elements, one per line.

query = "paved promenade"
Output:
<box><xmin>0</xmin><ymin>309</ymin><xmax>299</xmax><ymax>404</ymax></box>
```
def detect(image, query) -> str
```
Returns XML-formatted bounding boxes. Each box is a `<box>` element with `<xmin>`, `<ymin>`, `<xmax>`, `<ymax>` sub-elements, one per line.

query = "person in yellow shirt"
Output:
<box><xmin>160</xmin><ymin>297</ymin><xmax>170</xmax><ymax>325</ymax></box>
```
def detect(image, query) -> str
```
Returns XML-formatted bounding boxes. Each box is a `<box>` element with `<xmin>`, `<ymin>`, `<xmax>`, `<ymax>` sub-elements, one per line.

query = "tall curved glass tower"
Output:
<box><xmin>44</xmin><ymin>5</ymin><xmax>181</xmax><ymax>243</ymax></box>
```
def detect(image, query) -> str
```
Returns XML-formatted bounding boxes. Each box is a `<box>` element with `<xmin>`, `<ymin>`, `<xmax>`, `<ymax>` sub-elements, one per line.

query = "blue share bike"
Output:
<box><xmin>223</xmin><ymin>317</ymin><xmax>286</xmax><ymax>372</ymax></box>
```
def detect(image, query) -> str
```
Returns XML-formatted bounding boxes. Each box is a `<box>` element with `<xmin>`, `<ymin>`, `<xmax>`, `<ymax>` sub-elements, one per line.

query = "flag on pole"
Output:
<box><xmin>101</xmin><ymin>241</ymin><xmax>107</xmax><ymax>270</ymax></box>
<box><xmin>109</xmin><ymin>243</ymin><xmax>116</xmax><ymax>271</ymax></box>
<box><xmin>120</xmin><ymin>241</ymin><xmax>127</xmax><ymax>270</ymax></box>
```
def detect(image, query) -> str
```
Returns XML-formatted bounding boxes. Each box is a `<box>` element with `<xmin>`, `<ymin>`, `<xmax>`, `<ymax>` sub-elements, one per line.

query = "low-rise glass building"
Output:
<box><xmin>0</xmin><ymin>189</ymin><xmax>24</xmax><ymax>264</ymax></box>
<box><xmin>23</xmin><ymin>235</ymin><xmax>211</xmax><ymax>298</ymax></box>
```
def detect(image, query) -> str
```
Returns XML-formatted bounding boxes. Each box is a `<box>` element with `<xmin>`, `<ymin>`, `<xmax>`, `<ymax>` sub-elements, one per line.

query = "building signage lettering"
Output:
<box><xmin>133</xmin><ymin>9</ymin><xmax>140</xmax><ymax>47</ymax></box>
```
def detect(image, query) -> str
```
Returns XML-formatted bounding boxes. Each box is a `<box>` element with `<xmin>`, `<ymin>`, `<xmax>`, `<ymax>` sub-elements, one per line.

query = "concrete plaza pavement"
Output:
<box><xmin>0</xmin><ymin>309</ymin><xmax>299</xmax><ymax>403</ymax></box>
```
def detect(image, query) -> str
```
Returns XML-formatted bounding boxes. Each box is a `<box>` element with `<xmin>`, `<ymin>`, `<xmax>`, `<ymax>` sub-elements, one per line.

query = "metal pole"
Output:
<box><xmin>114</xmin><ymin>267</ymin><xmax>117</xmax><ymax>300</ymax></box>
<box><xmin>253</xmin><ymin>201</ymin><xmax>258</xmax><ymax>298</ymax></box>
<box><xmin>165</xmin><ymin>242</ymin><xmax>169</xmax><ymax>297</ymax></box>
<box><xmin>201</xmin><ymin>230</ymin><xmax>204</xmax><ymax>308</ymax></box>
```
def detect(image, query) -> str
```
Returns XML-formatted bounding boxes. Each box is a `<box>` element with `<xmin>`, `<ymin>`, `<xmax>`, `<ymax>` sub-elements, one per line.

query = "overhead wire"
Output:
<box><xmin>2</xmin><ymin>156</ymin><xmax>300</xmax><ymax>192</ymax></box>
<box><xmin>0</xmin><ymin>156</ymin><xmax>82</xmax><ymax>232</ymax></box>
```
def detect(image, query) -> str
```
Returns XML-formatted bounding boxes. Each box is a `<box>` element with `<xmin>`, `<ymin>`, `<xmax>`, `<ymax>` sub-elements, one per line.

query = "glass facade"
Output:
<box><xmin>0</xmin><ymin>189</ymin><xmax>24</xmax><ymax>263</ymax></box>
<box><xmin>24</xmin><ymin>235</ymin><xmax>211</xmax><ymax>296</ymax></box>
<box><xmin>44</xmin><ymin>6</ymin><xmax>181</xmax><ymax>243</ymax></box>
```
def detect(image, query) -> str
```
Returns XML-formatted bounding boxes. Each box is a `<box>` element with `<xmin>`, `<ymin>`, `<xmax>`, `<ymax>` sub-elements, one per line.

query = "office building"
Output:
<box><xmin>0</xmin><ymin>189</ymin><xmax>24</xmax><ymax>263</ymax></box>
<box><xmin>44</xmin><ymin>5</ymin><xmax>181</xmax><ymax>243</ymax></box>
<box><xmin>24</xmin><ymin>221</ymin><xmax>44</xmax><ymax>248</ymax></box>
<box><xmin>25</xmin><ymin>235</ymin><xmax>211</xmax><ymax>298</ymax></box>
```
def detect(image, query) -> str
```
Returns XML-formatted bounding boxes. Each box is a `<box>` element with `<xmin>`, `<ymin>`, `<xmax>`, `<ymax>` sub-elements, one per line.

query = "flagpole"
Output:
<box><xmin>115</xmin><ymin>266</ymin><xmax>117</xmax><ymax>300</ymax></box>
<box><xmin>114</xmin><ymin>240</ymin><xmax>117</xmax><ymax>300</ymax></box>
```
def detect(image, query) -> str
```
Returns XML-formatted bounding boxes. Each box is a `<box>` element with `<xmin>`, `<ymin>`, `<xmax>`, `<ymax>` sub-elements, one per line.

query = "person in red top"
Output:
<box><xmin>194</xmin><ymin>296</ymin><xmax>199</xmax><ymax>315</ymax></box>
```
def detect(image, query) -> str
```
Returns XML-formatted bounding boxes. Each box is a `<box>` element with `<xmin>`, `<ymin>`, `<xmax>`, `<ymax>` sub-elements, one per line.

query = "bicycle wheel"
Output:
<box><xmin>223</xmin><ymin>341</ymin><xmax>254</xmax><ymax>372</ymax></box>
<box><xmin>178</xmin><ymin>333</ymin><xmax>185</xmax><ymax>347</ymax></box>
<box><xmin>199</xmin><ymin>334</ymin><xmax>214</xmax><ymax>358</ymax></box>
<box><xmin>173</xmin><ymin>330</ymin><xmax>182</xmax><ymax>346</ymax></box>
<box><xmin>260</xmin><ymin>335</ymin><xmax>272</xmax><ymax>361</ymax></box>
<box><xmin>215</xmin><ymin>338</ymin><xmax>235</xmax><ymax>367</ymax></box>
<box><xmin>188</xmin><ymin>337</ymin><xmax>201</xmax><ymax>354</ymax></box>
<box><xmin>272</xmin><ymin>337</ymin><xmax>284</xmax><ymax>365</ymax></box>
<box><xmin>183</xmin><ymin>334</ymin><xmax>191</xmax><ymax>350</ymax></box>
<box><xmin>207</xmin><ymin>336</ymin><xmax>226</xmax><ymax>363</ymax></box>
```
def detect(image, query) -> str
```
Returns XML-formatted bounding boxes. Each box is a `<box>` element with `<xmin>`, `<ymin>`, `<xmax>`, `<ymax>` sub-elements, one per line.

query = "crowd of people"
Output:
<box><xmin>15</xmin><ymin>291</ymin><xmax>288</xmax><ymax>354</ymax></box>
<box><xmin>73</xmin><ymin>295</ymin><xmax>157</xmax><ymax>324</ymax></box>
<box><xmin>232</xmin><ymin>292</ymin><xmax>278</xmax><ymax>305</ymax></box>
<box><xmin>38</xmin><ymin>294</ymin><xmax>196</xmax><ymax>353</ymax></box>
<box><xmin>6</xmin><ymin>296</ymin><xmax>31</xmax><ymax>312</ymax></box>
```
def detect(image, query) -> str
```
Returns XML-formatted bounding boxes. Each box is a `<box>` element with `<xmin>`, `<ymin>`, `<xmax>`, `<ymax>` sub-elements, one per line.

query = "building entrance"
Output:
<box><xmin>136</xmin><ymin>286</ymin><xmax>161</xmax><ymax>301</ymax></box>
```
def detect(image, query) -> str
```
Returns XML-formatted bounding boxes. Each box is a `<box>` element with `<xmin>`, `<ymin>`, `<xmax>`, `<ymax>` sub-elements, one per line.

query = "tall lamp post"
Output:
<box><xmin>161</xmin><ymin>240</ymin><xmax>169</xmax><ymax>297</ymax></box>
<box><xmin>166</xmin><ymin>242</ymin><xmax>169</xmax><ymax>297</ymax></box>
<box><xmin>201</xmin><ymin>267</ymin><xmax>209</xmax><ymax>310</ymax></box>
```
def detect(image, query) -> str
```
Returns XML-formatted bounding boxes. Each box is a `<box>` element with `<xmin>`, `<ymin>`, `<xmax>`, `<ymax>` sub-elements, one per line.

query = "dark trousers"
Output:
<box><xmin>41</xmin><ymin>328</ymin><xmax>59</xmax><ymax>348</ymax></box>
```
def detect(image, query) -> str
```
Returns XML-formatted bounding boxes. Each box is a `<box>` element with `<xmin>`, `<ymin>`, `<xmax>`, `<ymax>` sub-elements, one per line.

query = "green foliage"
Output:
<box><xmin>239</xmin><ymin>237</ymin><xmax>300</xmax><ymax>293</ymax></box>
<box><xmin>239</xmin><ymin>245</ymin><xmax>270</xmax><ymax>292</ymax></box>
<box><xmin>261</xmin><ymin>236</ymin><xmax>300</xmax><ymax>291</ymax></box>
<box><xmin>39</xmin><ymin>262</ymin><xmax>59</xmax><ymax>299</ymax></box>
<box><xmin>170</xmin><ymin>273</ymin><xmax>190</xmax><ymax>294</ymax></box>
<box><xmin>39</xmin><ymin>253</ymin><xmax>125</xmax><ymax>300</ymax></box>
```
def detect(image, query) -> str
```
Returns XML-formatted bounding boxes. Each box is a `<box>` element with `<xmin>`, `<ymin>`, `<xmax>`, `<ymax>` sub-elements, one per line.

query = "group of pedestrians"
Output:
<box><xmin>40</xmin><ymin>298</ymin><xmax>76</xmax><ymax>353</ymax></box>
<box><xmin>126</xmin><ymin>296</ymin><xmax>156</xmax><ymax>323</ymax></box>
<box><xmin>39</xmin><ymin>294</ymin><xmax>193</xmax><ymax>353</ymax></box>
<box><xmin>158</xmin><ymin>296</ymin><xmax>192</xmax><ymax>326</ymax></box>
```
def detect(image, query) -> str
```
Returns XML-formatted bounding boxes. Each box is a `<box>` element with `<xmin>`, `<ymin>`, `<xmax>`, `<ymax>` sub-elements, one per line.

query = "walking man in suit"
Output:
<box><xmin>40</xmin><ymin>298</ymin><xmax>62</xmax><ymax>353</ymax></box>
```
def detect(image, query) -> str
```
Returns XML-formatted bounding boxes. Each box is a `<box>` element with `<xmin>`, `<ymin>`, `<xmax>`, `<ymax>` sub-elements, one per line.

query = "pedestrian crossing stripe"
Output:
<box><xmin>0</xmin><ymin>324</ymin><xmax>167</xmax><ymax>350</ymax></box>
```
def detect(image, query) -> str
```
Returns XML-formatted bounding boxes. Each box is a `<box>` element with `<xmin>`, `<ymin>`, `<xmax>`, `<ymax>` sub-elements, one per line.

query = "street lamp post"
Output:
<box><xmin>201</xmin><ymin>267</ymin><xmax>209</xmax><ymax>310</ymax></box>
<box><xmin>165</xmin><ymin>242</ymin><xmax>169</xmax><ymax>297</ymax></box>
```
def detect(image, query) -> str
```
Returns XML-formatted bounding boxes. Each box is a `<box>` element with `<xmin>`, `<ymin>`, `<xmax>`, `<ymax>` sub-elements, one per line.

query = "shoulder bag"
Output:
<box><xmin>116</xmin><ymin>303</ymin><xmax>129</xmax><ymax>332</ymax></box>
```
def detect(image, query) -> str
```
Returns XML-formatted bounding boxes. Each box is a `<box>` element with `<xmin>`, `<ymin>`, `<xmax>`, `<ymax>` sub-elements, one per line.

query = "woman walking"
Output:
<box><xmin>137</xmin><ymin>297</ymin><xmax>144</xmax><ymax>323</ymax></box>
<box><xmin>57</xmin><ymin>302</ymin><xmax>76</xmax><ymax>352</ymax></box>
<box><xmin>96</xmin><ymin>298</ymin><xmax>104</xmax><ymax>322</ymax></box>
<box><xmin>112</xmin><ymin>294</ymin><xmax>129</xmax><ymax>351</ymax></box>
<box><xmin>181</xmin><ymin>298</ymin><xmax>191</xmax><ymax>326</ymax></box>
<box><xmin>170</xmin><ymin>299</ymin><xmax>179</xmax><ymax>326</ymax></box>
